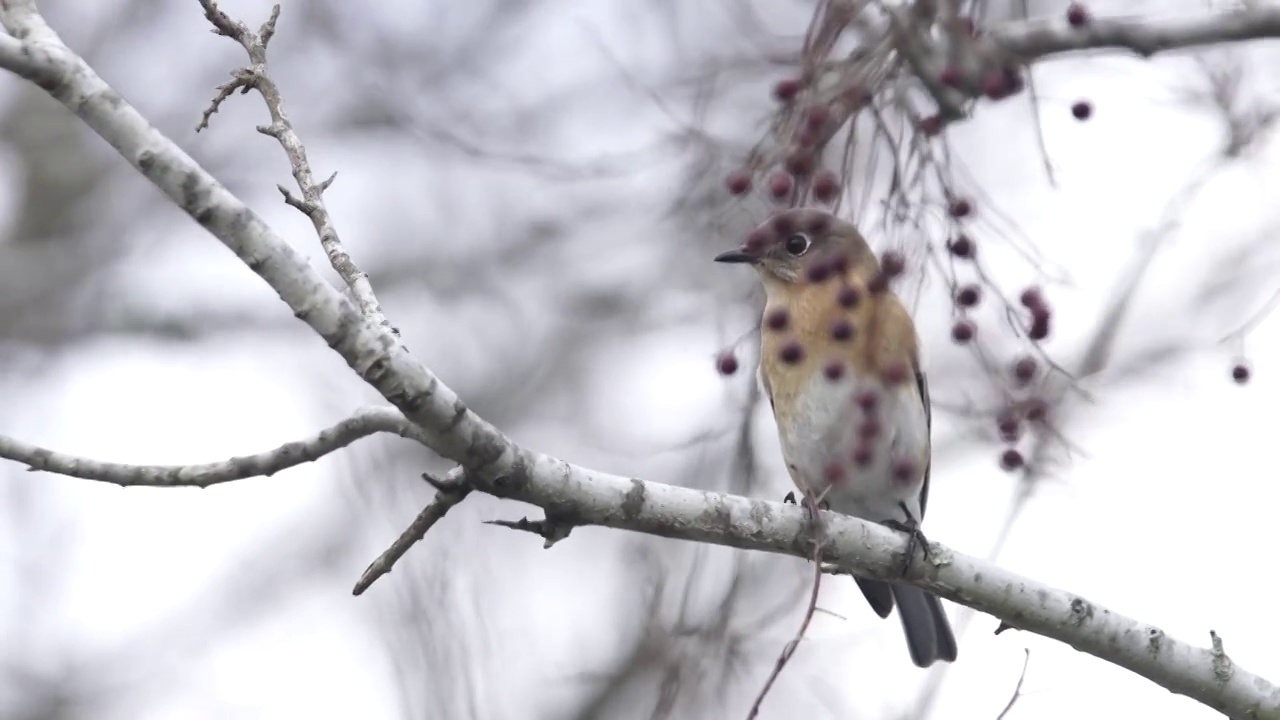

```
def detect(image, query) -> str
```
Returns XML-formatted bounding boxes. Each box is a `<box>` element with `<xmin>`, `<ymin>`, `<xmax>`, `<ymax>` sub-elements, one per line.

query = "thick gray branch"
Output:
<box><xmin>0</xmin><ymin>407</ymin><xmax>426</xmax><ymax>487</ymax></box>
<box><xmin>993</xmin><ymin>7</ymin><xmax>1280</xmax><ymax>61</ymax></box>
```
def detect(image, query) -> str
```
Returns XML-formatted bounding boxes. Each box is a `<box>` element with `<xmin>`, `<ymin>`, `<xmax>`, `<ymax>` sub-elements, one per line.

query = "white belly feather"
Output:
<box><xmin>775</xmin><ymin>370</ymin><xmax>929</xmax><ymax>524</ymax></box>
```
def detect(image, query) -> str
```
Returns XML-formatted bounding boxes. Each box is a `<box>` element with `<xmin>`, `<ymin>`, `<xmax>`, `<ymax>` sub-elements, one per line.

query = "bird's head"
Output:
<box><xmin>713</xmin><ymin>208</ymin><xmax>877</xmax><ymax>286</ymax></box>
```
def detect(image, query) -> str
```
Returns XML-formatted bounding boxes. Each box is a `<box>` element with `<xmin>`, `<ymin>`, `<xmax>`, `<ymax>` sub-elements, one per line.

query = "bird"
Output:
<box><xmin>714</xmin><ymin>206</ymin><xmax>957</xmax><ymax>668</ymax></box>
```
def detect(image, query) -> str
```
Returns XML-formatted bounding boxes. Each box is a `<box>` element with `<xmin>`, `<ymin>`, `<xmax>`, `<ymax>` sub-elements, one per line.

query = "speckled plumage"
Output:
<box><xmin>716</xmin><ymin>207</ymin><xmax>957</xmax><ymax>668</ymax></box>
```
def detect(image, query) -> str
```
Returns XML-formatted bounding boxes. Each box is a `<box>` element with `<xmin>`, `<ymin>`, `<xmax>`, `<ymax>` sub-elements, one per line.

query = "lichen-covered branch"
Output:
<box><xmin>0</xmin><ymin>407</ymin><xmax>427</xmax><ymax>487</ymax></box>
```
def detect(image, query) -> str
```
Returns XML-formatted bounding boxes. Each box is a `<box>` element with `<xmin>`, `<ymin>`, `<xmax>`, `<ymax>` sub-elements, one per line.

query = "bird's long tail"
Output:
<box><xmin>856</xmin><ymin>577</ymin><xmax>958</xmax><ymax>667</ymax></box>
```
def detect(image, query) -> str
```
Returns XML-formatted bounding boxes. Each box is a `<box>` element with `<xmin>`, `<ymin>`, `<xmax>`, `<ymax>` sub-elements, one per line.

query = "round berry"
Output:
<box><xmin>1071</xmin><ymin>100</ymin><xmax>1092</xmax><ymax>120</ymax></box>
<box><xmin>1019</xmin><ymin>286</ymin><xmax>1044</xmax><ymax>309</ymax></box>
<box><xmin>836</xmin><ymin>286</ymin><xmax>860</xmax><ymax>308</ymax></box>
<box><xmin>857</xmin><ymin>419</ymin><xmax>881</xmax><ymax>440</ymax></box>
<box><xmin>812</xmin><ymin>170</ymin><xmax>840</xmax><ymax>203</ymax></box>
<box><xmin>779</xmin><ymin>340</ymin><xmax>805</xmax><ymax>364</ymax></box>
<box><xmin>854</xmin><ymin>390</ymin><xmax>878</xmax><ymax>411</ymax></box>
<box><xmin>947</xmin><ymin>234</ymin><xmax>975</xmax><ymax>258</ymax></box>
<box><xmin>939</xmin><ymin>66</ymin><xmax>961</xmax><ymax>87</ymax></box>
<box><xmin>955</xmin><ymin>284</ymin><xmax>980</xmax><ymax>308</ymax></box>
<box><xmin>824</xmin><ymin>360</ymin><xmax>845</xmax><ymax>381</ymax></box>
<box><xmin>884</xmin><ymin>361</ymin><xmax>909</xmax><ymax>385</ymax></box>
<box><xmin>773</xmin><ymin>78</ymin><xmax>803</xmax><ymax>102</ymax></box>
<box><xmin>829</xmin><ymin>318</ymin><xmax>854</xmax><ymax>341</ymax></box>
<box><xmin>824</xmin><ymin>461</ymin><xmax>845</xmax><ymax>483</ymax></box>
<box><xmin>997</xmin><ymin>413</ymin><xmax>1021</xmax><ymax>442</ymax></box>
<box><xmin>716</xmin><ymin>352</ymin><xmax>738</xmax><ymax>376</ymax></box>
<box><xmin>1232</xmin><ymin>363</ymin><xmax>1250</xmax><ymax>384</ymax></box>
<box><xmin>1066</xmin><ymin>2</ymin><xmax>1089</xmax><ymax>27</ymax></box>
<box><xmin>920</xmin><ymin>114</ymin><xmax>943</xmax><ymax>137</ymax></box>
<box><xmin>1000</xmin><ymin>448</ymin><xmax>1025</xmax><ymax>471</ymax></box>
<box><xmin>725</xmin><ymin>169</ymin><xmax>752</xmax><ymax>195</ymax></box>
<box><xmin>1029</xmin><ymin>308</ymin><xmax>1051</xmax><ymax>341</ymax></box>
<box><xmin>949</xmin><ymin>198</ymin><xmax>972</xmax><ymax>218</ymax></box>
<box><xmin>951</xmin><ymin>320</ymin><xmax>975</xmax><ymax>343</ymax></box>
<box><xmin>806</xmin><ymin>260</ymin><xmax>831</xmax><ymax>284</ymax></box>
<box><xmin>1025</xmin><ymin>398</ymin><xmax>1048</xmax><ymax>423</ymax></box>
<box><xmin>804</xmin><ymin>104</ymin><xmax>830</xmax><ymax>131</ymax></box>
<box><xmin>881</xmin><ymin>251</ymin><xmax>906</xmax><ymax>277</ymax></box>
<box><xmin>891</xmin><ymin>458</ymin><xmax>916</xmax><ymax>481</ymax></box>
<box><xmin>744</xmin><ymin>228</ymin><xmax>771</xmax><ymax>254</ymax></box>
<box><xmin>1013</xmin><ymin>356</ymin><xmax>1037</xmax><ymax>383</ymax></box>
<box><xmin>785</xmin><ymin>148</ymin><xmax>815</xmax><ymax>177</ymax></box>
<box><xmin>768</xmin><ymin>171</ymin><xmax>794</xmax><ymax>200</ymax></box>
<box><xmin>852</xmin><ymin>445</ymin><xmax>873</xmax><ymax>466</ymax></box>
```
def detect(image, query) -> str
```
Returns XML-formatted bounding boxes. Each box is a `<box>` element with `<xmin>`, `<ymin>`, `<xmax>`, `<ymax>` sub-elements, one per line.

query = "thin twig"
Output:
<box><xmin>353</xmin><ymin>468</ymin><xmax>472</xmax><ymax>595</ymax></box>
<box><xmin>0</xmin><ymin>407</ymin><xmax>426</xmax><ymax>487</ymax></box>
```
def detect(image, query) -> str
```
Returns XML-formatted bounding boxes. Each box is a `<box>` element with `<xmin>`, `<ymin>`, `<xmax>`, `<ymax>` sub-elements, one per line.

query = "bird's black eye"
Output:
<box><xmin>783</xmin><ymin>233</ymin><xmax>811</xmax><ymax>256</ymax></box>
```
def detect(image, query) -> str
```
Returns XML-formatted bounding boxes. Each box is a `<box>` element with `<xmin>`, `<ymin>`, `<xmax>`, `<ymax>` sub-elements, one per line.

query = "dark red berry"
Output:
<box><xmin>836</xmin><ymin>286</ymin><xmax>860</xmax><ymax>308</ymax></box>
<box><xmin>884</xmin><ymin>361</ymin><xmax>909</xmax><ymax>385</ymax></box>
<box><xmin>920</xmin><ymin>114</ymin><xmax>943</xmax><ymax>137</ymax></box>
<box><xmin>1029</xmin><ymin>307</ymin><xmax>1051</xmax><ymax>341</ymax></box>
<box><xmin>1066</xmin><ymin>2</ymin><xmax>1089</xmax><ymax>27</ymax></box>
<box><xmin>804</xmin><ymin>105</ymin><xmax>830</xmax><ymax>131</ymax></box>
<box><xmin>881</xmin><ymin>251</ymin><xmax>906</xmax><ymax>277</ymax></box>
<box><xmin>765</xmin><ymin>307</ymin><xmax>790</xmax><ymax>331</ymax></box>
<box><xmin>1013</xmin><ymin>356</ymin><xmax>1037</xmax><ymax>383</ymax></box>
<box><xmin>824</xmin><ymin>461</ymin><xmax>845</xmax><ymax>483</ymax></box>
<box><xmin>768</xmin><ymin>171</ymin><xmax>794</xmax><ymax>199</ymax></box>
<box><xmin>854</xmin><ymin>390</ymin><xmax>878</xmax><ymax>411</ymax></box>
<box><xmin>717</xmin><ymin>352</ymin><xmax>738</xmax><ymax>375</ymax></box>
<box><xmin>946</xmin><ymin>234</ymin><xmax>975</xmax><ymax>258</ymax></box>
<box><xmin>983</xmin><ymin>70</ymin><xmax>1011</xmax><ymax>100</ymax></box>
<box><xmin>857</xmin><ymin>419</ymin><xmax>881</xmax><ymax>440</ymax></box>
<box><xmin>997</xmin><ymin>413</ymin><xmax>1021</xmax><ymax>443</ymax></box>
<box><xmin>785</xmin><ymin>148</ymin><xmax>815</xmax><ymax>177</ymax></box>
<box><xmin>1071</xmin><ymin>100</ymin><xmax>1092</xmax><ymax>120</ymax></box>
<box><xmin>805</xmin><ymin>213</ymin><xmax>832</xmax><ymax>235</ymax></box>
<box><xmin>951</xmin><ymin>320</ymin><xmax>975</xmax><ymax>343</ymax></box>
<box><xmin>867</xmin><ymin>274</ymin><xmax>889</xmax><ymax>293</ymax></box>
<box><xmin>1025</xmin><ymin>398</ymin><xmax>1048</xmax><ymax>423</ymax></box>
<box><xmin>806</xmin><ymin>260</ymin><xmax>832</xmax><ymax>284</ymax></box>
<box><xmin>948</xmin><ymin>198</ymin><xmax>972</xmax><ymax>218</ymax></box>
<box><xmin>744</xmin><ymin>228</ymin><xmax>771</xmax><ymax>254</ymax></box>
<box><xmin>771</xmin><ymin>213</ymin><xmax>797</xmax><ymax>236</ymax></box>
<box><xmin>829</xmin><ymin>318</ymin><xmax>854</xmax><ymax>341</ymax></box>
<box><xmin>1232</xmin><ymin>363</ymin><xmax>1250</xmax><ymax>384</ymax></box>
<box><xmin>852</xmin><ymin>445</ymin><xmax>873</xmax><ymax>466</ymax></box>
<box><xmin>774</xmin><ymin>78</ymin><xmax>803</xmax><ymax>102</ymax></box>
<box><xmin>1019</xmin><ymin>287</ymin><xmax>1044</xmax><ymax>309</ymax></box>
<box><xmin>891</xmin><ymin>458</ymin><xmax>916</xmax><ymax>482</ymax></box>
<box><xmin>725</xmin><ymin>169</ymin><xmax>752</xmax><ymax>195</ymax></box>
<box><xmin>939</xmin><ymin>66</ymin><xmax>961</xmax><ymax>87</ymax></box>
<box><xmin>824</xmin><ymin>360</ymin><xmax>845</xmax><ymax>381</ymax></box>
<box><xmin>812</xmin><ymin>170</ymin><xmax>840</xmax><ymax>203</ymax></box>
<box><xmin>779</xmin><ymin>340</ymin><xmax>805</xmax><ymax>364</ymax></box>
<box><xmin>955</xmin><ymin>284</ymin><xmax>980</xmax><ymax>308</ymax></box>
<box><xmin>1000</xmin><ymin>448</ymin><xmax>1025</xmax><ymax>471</ymax></box>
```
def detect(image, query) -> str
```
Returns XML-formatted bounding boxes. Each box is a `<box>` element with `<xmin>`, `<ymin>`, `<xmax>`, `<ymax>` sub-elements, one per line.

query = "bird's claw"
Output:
<box><xmin>881</xmin><ymin>513</ymin><xmax>931</xmax><ymax>578</ymax></box>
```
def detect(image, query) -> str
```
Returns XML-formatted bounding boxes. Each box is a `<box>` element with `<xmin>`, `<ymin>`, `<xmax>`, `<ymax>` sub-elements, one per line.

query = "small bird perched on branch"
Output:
<box><xmin>714</xmin><ymin>207</ymin><xmax>957</xmax><ymax>668</ymax></box>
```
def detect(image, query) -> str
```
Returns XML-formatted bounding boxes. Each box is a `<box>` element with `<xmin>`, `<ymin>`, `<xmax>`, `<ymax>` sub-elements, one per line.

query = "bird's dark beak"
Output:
<box><xmin>713</xmin><ymin>248</ymin><xmax>754</xmax><ymax>264</ymax></box>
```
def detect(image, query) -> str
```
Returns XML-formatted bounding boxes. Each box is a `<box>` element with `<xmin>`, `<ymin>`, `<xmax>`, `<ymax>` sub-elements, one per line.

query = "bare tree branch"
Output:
<box><xmin>195</xmin><ymin>0</ymin><xmax>395</xmax><ymax>337</ymax></box>
<box><xmin>993</xmin><ymin>6</ymin><xmax>1280</xmax><ymax>61</ymax></box>
<box><xmin>0</xmin><ymin>406</ymin><xmax>426</xmax><ymax>487</ymax></box>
